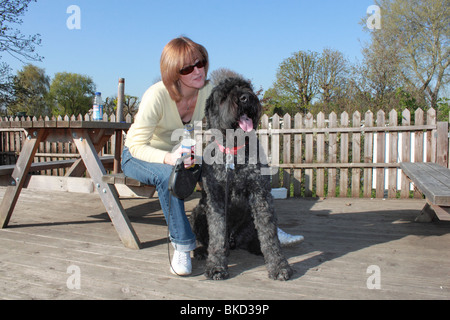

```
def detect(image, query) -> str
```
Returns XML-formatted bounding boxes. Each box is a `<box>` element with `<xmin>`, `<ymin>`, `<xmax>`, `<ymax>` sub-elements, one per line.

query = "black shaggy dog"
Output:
<box><xmin>191</xmin><ymin>77</ymin><xmax>293</xmax><ymax>281</ymax></box>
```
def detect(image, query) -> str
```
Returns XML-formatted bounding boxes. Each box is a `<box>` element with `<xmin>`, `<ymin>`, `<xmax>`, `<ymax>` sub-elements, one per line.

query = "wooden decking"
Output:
<box><xmin>0</xmin><ymin>186</ymin><xmax>449</xmax><ymax>300</ymax></box>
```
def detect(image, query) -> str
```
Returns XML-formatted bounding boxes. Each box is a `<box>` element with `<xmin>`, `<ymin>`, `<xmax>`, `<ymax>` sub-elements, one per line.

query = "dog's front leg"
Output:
<box><xmin>204</xmin><ymin>203</ymin><xmax>229</xmax><ymax>280</ymax></box>
<box><xmin>250</xmin><ymin>195</ymin><xmax>293</xmax><ymax>281</ymax></box>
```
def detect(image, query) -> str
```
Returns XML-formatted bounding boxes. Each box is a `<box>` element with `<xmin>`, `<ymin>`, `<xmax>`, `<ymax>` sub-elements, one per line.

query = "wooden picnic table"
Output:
<box><xmin>400</xmin><ymin>162</ymin><xmax>450</xmax><ymax>222</ymax></box>
<box><xmin>0</xmin><ymin>119</ymin><xmax>142</xmax><ymax>249</ymax></box>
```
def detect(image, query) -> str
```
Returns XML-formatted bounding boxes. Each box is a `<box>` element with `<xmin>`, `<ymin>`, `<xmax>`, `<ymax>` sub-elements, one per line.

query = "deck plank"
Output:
<box><xmin>0</xmin><ymin>187</ymin><xmax>449</xmax><ymax>300</ymax></box>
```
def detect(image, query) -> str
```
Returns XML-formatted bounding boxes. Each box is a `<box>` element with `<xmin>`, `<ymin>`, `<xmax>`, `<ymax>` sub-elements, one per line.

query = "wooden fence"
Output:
<box><xmin>0</xmin><ymin>113</ymin><xmax>132</xmax><ymax>175</ymax></box>
<box><xmin>259</xmin><ymin>108</ymin><xmax>448</xmax><ymax>199</ymax></box>
<box><xmin>0</xmin><ymin>108</ymin><xmax>449</xmax><ymax>199</ymax></box>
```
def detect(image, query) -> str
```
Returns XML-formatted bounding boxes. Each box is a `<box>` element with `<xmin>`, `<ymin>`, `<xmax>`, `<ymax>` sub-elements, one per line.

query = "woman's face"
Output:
<box><xmin>178</xmin><ymin>59</ymin><xmax>206</xmax><ymax>91</ymax></box>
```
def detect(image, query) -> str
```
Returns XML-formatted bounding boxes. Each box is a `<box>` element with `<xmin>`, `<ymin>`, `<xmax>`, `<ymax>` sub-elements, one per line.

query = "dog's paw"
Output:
<box><xmin>268</xmin><ymin>264</ymin><xmax>294</xmax><ymax>281</ymax></box>
<box><xmin>205</xmin><ymin>266</ymin><xmax>229</xmax><ymax>280</ymax></box>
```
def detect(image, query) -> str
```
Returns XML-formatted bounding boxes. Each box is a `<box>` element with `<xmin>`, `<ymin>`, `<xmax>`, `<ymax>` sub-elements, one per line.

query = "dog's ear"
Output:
<box><xmin>205</xmin><ymin>87</ymin><xmax>229</xmax><ymax>130</ymax></box>
<box><xmin>219</xmin><ymin>94</ymin><xmax>238</xmax><ymax>129</ymax></box>
<box><xmin>253</xmin><ymin>101</ymin><xmax>262</xmax><ymax>129</ymax></box>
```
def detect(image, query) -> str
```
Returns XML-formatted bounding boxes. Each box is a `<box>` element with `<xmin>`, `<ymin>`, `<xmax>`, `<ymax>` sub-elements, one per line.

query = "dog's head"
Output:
<box><xmin>205</xmin><ymin>77</ymin><xmax>262</xmax><ymax>132</ymax></box>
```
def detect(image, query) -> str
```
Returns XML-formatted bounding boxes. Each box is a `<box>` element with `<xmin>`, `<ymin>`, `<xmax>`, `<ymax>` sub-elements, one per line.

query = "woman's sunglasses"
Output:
<box><xmin>179</xmin><ymin>59</ymin><xmax>207</xmax><ymax>75</ymax></box>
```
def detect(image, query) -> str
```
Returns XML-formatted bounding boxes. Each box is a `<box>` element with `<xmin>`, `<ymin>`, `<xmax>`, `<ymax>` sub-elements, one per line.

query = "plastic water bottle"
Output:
<box><xmin>93</xmin><ymin>92</ymin><xmax>103</xmax><ymax>121</ymax></box>
<box><xmin>182</xmin><ymin>123</ymin><xmax>195</xmax><ymax>167</ymax></box>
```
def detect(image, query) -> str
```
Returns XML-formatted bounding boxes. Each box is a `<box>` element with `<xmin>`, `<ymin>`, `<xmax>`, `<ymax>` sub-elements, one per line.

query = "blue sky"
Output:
<box><xmin>3</xmin><ymin>0</ymin><xmax>376</xmax><ymax>99</ymax></box>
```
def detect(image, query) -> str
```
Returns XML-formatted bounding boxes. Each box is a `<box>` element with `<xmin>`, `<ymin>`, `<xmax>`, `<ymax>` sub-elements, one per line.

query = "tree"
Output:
<box><xmin>104</xmin><ymin>94</ymin><xmax>140</xmax><ymax>118</ymax></box>
<box><xmin>0</xmin><ymin>63</ymin><xmax>14</xmax><ymax>114</ymax></box>
<box><xmin>262</xmin><ymin>86</ymin><xmax>297</xmax><ymax>116</ymax></box>
<box><xmin>351</xmin><ymin>39</ymin><xmax>406</xmax><ymax>112</ymax></box>
<box><xmin>48</xmin><ymin>72</ymin><xmax>96</xmax><ymax>116</ymax></box>
<box><xmin>0</xmin><ymin>0</ymin><xmax>41</xmax><ymax>62</ymax></box>
<box><xmin>316</xmin><ymin>48</ymin><xmax>349</xmax><ymax>107</ymax></box>
<box><xmin>273</xmin><ymin>51</ymin><xmax>319</xmax><ymax>114</ymax></box>
<box><xmin>0</xmin><ymin>0</ymin><xmax>42</xmax><ymax>109</ymax></box>
<box><xmin>367</xmin><ymin>0</ymin><xmax>449</xmax><ymax>110</ymax></box>
<box><xmin>8</xmin><ymin>64</ymin><xmax>50</xmax><ymax>116</ymax></box>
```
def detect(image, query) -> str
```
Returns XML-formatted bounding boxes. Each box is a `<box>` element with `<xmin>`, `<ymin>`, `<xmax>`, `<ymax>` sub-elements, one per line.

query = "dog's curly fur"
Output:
<box><xmin>190</xmin><ymin>77</ymin><xmax>293</xmax><ymax>281</ymax></box>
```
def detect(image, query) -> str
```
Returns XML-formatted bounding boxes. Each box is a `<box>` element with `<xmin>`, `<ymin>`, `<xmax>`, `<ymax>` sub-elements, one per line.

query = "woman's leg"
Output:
<box><xmin>121</xmin><ymin>147</ymin><xmax>196</xmax><ymax>252</ymax></box>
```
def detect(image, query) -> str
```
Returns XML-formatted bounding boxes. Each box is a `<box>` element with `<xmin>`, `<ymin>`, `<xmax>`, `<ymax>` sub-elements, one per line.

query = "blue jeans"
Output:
<box><xmin>121</xmin><ymin>147</ymin><xmax>196</xmax><ymax>252</ymax></box>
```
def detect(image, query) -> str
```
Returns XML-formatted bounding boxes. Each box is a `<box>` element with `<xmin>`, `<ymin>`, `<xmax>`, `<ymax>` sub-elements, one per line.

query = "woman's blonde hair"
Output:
<box><xmin>160</xmin><ymin>36</ymin><xmax>209</xmax><ymax>102</ymax></box>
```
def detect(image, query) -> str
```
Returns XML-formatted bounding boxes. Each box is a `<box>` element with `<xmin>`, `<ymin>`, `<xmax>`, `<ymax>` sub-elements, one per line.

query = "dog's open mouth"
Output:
<box><xmin>238</xmin><ymin>114</ymin><xmax>253</xmax><ymax>132</ymax></box>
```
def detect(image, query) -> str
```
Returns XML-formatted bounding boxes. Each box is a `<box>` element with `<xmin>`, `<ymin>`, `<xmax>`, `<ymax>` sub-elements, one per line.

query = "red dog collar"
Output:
<box><xmin>215</xmin><ymin>140</ymin><xmax>245</xmax><ymax>156</ymax></box>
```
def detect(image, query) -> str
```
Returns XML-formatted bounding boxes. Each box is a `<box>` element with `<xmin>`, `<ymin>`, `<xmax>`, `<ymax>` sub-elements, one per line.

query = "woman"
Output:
<box><xmin>122</xmin><ymin>37</ymin><xmax>302</xmax><ymax>276</ymax></box>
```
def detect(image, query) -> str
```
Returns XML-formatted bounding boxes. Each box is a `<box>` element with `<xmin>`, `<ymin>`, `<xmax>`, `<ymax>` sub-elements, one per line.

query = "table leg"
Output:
<box><xmin>0</xmin><ymin>129</ymin><xmax>46</xmax><ymax>228</ymax></box>
<box><xmin>71</xmin><ymin>129</ymin><xmax>141</xmax><ymax>249</ymax></box>
<box><xmin>415</xmin><ymin>202</ymin><xmax>436</xmax><ymax>222</ymax></box>
<box><xmin>65</xmin><ymin>131</ymin><xmax>112</xmax><ymax>177</ymax></box>
<box><xmin>114</xmin><ymin>130</ymin><xmax>123</xmax><ymax>173</ymax></box>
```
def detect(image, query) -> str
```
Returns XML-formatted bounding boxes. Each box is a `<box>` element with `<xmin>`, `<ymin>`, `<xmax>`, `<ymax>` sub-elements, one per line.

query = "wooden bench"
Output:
<box><xmin>0</xmin><ymin>156</ymin><xmax>115</xmax><ymax>177</ymax></box>
<box><xmin>102</xmin><ymin>173</ymin><xmax>156</xmax><ymax>198</ymax></box>
<box><xmin>0</xmin><ymin>156</ymin><xmax>116</xmax><ymax>191</ymax></box>
<box><xmin>400</xmin><ymin>162</ymin><xmax>450</xmax><ymax>222</ymax></box>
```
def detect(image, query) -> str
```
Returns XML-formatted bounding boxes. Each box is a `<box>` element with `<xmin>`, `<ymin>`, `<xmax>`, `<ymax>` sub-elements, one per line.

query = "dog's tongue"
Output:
<box><xmin>238</xmin><ymin>114</ymin><xmax>253</xmax><ymax>132</ymax></box>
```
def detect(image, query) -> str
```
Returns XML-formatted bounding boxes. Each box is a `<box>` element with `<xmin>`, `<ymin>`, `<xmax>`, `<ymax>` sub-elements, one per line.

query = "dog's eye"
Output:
<box><xmin>240</xmin><ymin>94</ymin><xmax>249</xmax><ymax>103</ymax></box>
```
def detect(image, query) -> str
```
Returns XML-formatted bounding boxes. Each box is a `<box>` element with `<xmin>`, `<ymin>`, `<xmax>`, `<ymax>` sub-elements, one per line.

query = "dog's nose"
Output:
<box><xmin>240</xmin><ymin>94</ymin><xmax>249</xmax><ymax>103</ymax></box>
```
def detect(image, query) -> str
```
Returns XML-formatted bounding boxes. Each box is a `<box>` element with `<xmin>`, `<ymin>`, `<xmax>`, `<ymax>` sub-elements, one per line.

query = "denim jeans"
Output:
<box><xmin>121</xmin><ymin>147</ymin><xmax>196</xmax><ymax>252</ymax></box>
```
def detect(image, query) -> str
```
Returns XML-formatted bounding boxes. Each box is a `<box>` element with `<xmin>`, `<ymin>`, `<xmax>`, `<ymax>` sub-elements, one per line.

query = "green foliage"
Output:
<box><xmin>272</xmin><ymin>50</ymin><xmax>319</xmax><ymax>115</ymax></box>
<box><xmin>7</xmin><ymin>64</ymin><xmax>50</xmax><ymax>116</ymax></box>
<box><xmin>263</xmin><ymin>0</ymin><xmax>449</xmax><ymax>117</ymax></box>
<box><xmin>48</xmin><ymin>72</ymin><xmax>96</xmax><ymax>116</ymax></box>
<box><xmin>104</xmin><ymin>94</ymin><xmax>140</xmax><ymax>118</ymax></box>
<box><xmin>436</xmin><ymin>97</ymin><xmax>450</xmax><ymax>122</ymax></box>
<box><xmin>0</xmin><ymin>0</ymin><xmax>42</xmax><ymax>111</ymax></box>
<box><xmin>262</xmin><ymin>87</ymin><xmax>297</xmax><ymax>116</ymax></box>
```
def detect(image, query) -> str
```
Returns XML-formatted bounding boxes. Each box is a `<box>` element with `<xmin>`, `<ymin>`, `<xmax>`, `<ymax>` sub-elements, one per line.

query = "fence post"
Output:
<box><xmin>436</xmin><ymin>121</ymin><xmax>449</xmax><ymax>167</ymax></box>
<box><xmin>351</xmin><ymin>111</ymin><xmax>361</xmax><ymax>198</ymax></box>
<box><xmin>117</xmin><ymin>78</ymin><xmax>125</xmax><ymax>122</ymax></box>
<box><xmin>426</xmin><ymin>108</ymin><xmax>436</xmax><ymax>163</ymax></box>
<box><xmin>363</xmin><ymin>111</ymin><xmax>373</xmax><ymax>198</ymax></box>
<box><xmin>271</xmin><ymin>114</ymin><xmax>280</xmax><ymax>188</ymax></box>
<box><xmin>282</xmin><ymin>113</ymin><xmax>291</xmax><ymax>197</ymax></box>
<box><xmin>328</xmin><ymin>112</ymin><xmax>337</xmax><ymax>197</ymax></box>
<box><xmin>293</xmin><ymin>113</ymin><xmax>302</xmax><ymax>197</ymax></box>
<box><xmin>388</xmin><ymin>110</ymin><xmax>398</xmax><ymax>198</ymax></box>
<box><xmin>304</xmin><ymin>113</ymin><xmax>313</xmax><ymax>197</ymax></box>
<box><xmin>114</xmin><ymin>78</ymin><xmax>125</xmax><ymax>173</ymax></box>
<box><xmin>376</xmin><ymin>110</ymin><xmax>385</xmax><ymax>198</ymax></box>
<box><xmin>414</xmin><ymin>109</ymin><xmax>425</xmax><ymax>198</ymax></box>
<box><xmin>316</xmin><ymin>112</ymin><xmax>325</xmax><ymax>197</ymax></box>
<box><xmin>339</xmin><ymin>112</ymin><xmax>349</xmax><ymax>197</ymax></box>
<box><xmin>401</xmin><ymin>109</ymin><xmax>411</xmax><ymax>198</ymax></box>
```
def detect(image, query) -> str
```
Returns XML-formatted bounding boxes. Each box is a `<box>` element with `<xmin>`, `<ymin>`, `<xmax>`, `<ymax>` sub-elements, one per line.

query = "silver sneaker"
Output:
<box><xmin>170</xmin><ymin>250</ymin><xmax>192</xmax><ymax>276</ymax></box>
<box><xmin>277</xmin><ymin>228</ymin><xmax>304</xmax><ymax>246</ymax></box>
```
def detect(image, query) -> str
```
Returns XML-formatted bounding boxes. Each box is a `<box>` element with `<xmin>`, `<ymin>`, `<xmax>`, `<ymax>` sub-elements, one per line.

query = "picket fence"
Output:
<box><xmin>258</xmin><ymin>108</ymin><xmax>448</xmax><ymax>199</ymax></box>
<box><xmin>0</xmin><ymin>108</ymin><xmax>449</xmax><ymax>199</ymax></box>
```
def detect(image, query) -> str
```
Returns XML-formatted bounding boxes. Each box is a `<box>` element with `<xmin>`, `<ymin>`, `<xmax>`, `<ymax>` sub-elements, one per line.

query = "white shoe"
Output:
<box><xmin>170</xmin><ymin>250</ymin><xmax>192</xmax><ymax>276</ymax></box>
<box><xmin>278</xmin><ymin>227</ymin><xmax>304</xmax><ymax>246</ymax></box>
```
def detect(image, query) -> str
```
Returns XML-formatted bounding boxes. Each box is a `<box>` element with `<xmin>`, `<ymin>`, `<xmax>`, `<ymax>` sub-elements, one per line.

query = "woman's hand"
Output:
<box><xmin>164</xmin><ymin>145</ymin><xmax>194</xmax><ymax>168</ymax></box>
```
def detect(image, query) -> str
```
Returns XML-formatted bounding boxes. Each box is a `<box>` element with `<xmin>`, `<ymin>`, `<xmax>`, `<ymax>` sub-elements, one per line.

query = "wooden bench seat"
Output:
<box><xmin>0</xmin><ymin>156</ymin><xmax>115</xmax><ymax>177</ymax></box>
<box><xmin>102</xmin><ymin>173</ymin><xmax>147</xmax><ymax>187</ymax></box>
<box><xmin>102</xmin><ymin>173</ymin><xmax>156</xmax><ymax>198</ymax></box>
<box><xmin>400</xmin><ymin>162</ymin><xmax>450</xmax><ymax>221</ymax></box>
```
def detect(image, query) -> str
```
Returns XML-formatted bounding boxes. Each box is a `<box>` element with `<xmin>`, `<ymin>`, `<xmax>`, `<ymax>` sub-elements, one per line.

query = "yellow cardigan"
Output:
<box><xmin>125</xmin><ymin>81</ymin><xmax>212</xmax><ymax>163</ymax></box>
